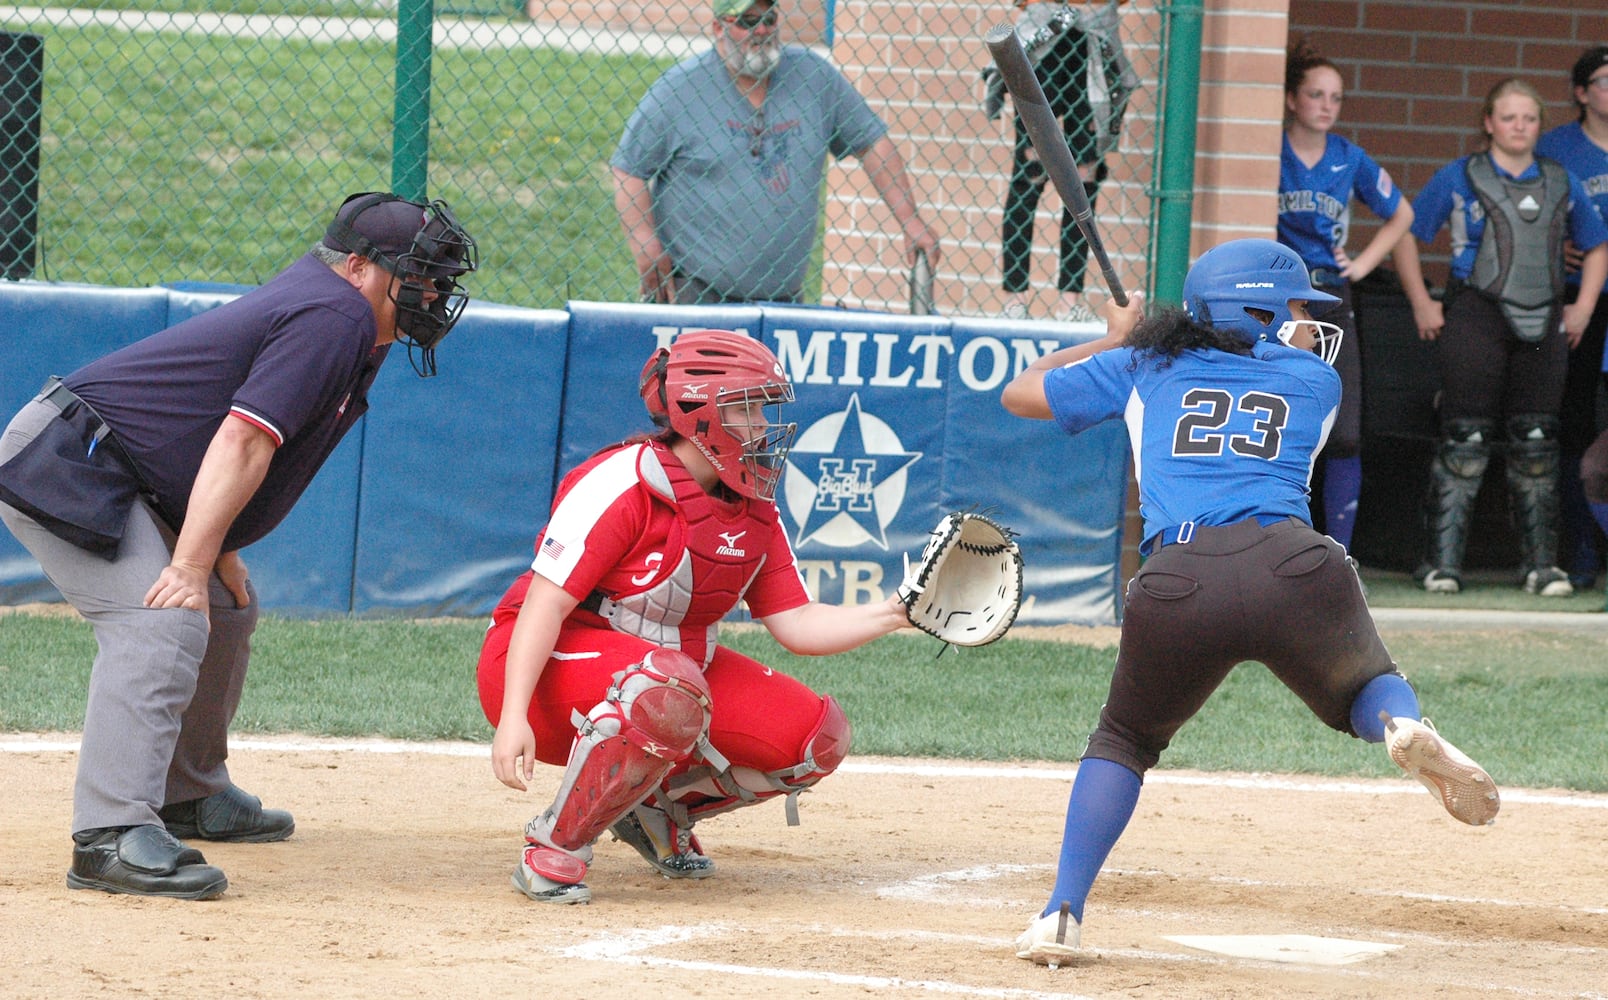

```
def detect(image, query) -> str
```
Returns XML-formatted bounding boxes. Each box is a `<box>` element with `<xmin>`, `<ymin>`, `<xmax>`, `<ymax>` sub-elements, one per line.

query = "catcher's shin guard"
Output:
<box><xmin>1422</xmin><ymin>419</ymin><xmax>1492</xmax><ymax>577</ymax></box>
<box><xmin>1504</xmin><ymin>414</ymin><xmax>1562</xmax><ymax>576</ymax></box>
<box><xmin>661</xmin><ymin>694</ymin><xmax>851</xmax><ymax>828</ymax></box>
<box><xmin>524</xmin><ymin>648</ymin><xmax>712</xmax><ymax>858</ymax></box>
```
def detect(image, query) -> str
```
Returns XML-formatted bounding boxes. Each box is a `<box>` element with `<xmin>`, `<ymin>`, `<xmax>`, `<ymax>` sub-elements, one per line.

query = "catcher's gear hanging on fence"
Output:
<box><xmin>898</xmin><ymin>512</ymin><xmax>1023</xmax><ymax>647</ymax></box>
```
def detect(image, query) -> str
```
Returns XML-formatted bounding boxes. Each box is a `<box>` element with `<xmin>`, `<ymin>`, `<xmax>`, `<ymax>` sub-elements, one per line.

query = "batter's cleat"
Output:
<box><xmin>67</xmin><ymin>825</ymin><xmax>229</xmax><ymax>900</ymax></box>
<box><xmin>1015</xmin><ymin>901</ymin><xmax>1080</xmax><ymax>968</ymax></box>
<box><xmin>1420</xmin><ymin>569</ymin><xmax>1462</xmax><ymax>594</ymax></box>
<box><xmin>1523</xmin><ymin>567</ymin><xmax>1574</xmax><ymax>597</ymax></box>
<box><xmin>610</xmin><ymin>804</ymin><xmax>715</xmax><ymax>880</ymax></box>
<box><xmin>512</xmin><ymin>844</ymin><xmax>591</xmax><ymax>904</ymax></box>
<box><xmin>1383</xmin><ymin>715</ymin><xmax>1500</xmax><ymax>826</ymax></box>
<box><xmin>159</xmin><ymin>784</ymin><xmax>294</xmax><ymax>843</ymax></box>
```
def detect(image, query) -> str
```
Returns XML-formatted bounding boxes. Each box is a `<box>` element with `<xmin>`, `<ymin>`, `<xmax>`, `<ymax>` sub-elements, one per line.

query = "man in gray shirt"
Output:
<box><xmin>612</xmin><ymin>0</ymin><xmax>940</xmax><ymax>304</ymax></box>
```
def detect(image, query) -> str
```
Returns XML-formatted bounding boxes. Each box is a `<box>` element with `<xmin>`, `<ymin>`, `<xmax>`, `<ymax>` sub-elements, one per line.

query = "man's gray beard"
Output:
<box><xmin>728</xmin><ymin>40</ymin><xmax>780</xmax><ymax>80</ymax></box>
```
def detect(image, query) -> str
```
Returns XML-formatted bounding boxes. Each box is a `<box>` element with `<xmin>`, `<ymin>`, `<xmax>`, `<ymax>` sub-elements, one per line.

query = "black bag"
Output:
<box><xmin>0</xmin><ymin>392</ymin><xmax>143</xmax><ymax>559</ymax></box>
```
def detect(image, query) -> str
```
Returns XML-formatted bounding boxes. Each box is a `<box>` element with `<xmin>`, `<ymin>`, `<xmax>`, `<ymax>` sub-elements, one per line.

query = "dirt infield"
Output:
<box><xmin>2</xmin><ymin>733</ymin><xmax>1604</xmax><ymax>1000</ymax></box>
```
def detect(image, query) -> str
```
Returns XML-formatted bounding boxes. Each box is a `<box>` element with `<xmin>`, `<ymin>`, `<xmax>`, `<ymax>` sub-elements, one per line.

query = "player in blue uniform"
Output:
<box><xmin>1001</xmin><ymin>238</ymin><xmax>1500</xmax><ymax>968</ymax></box>
<box><xmin>1395</xmin><ymin>78</ymin><xmax>1608</xmax><ymax>596</ymax></box>
<box><xmin>1538</xmin><ymin>46</ymin><xmax>1608</xmax><ymax>591</ymax></box>
<box><xmin>1278</xmin><ymin>38</ymin><xmax>1415</xmax><ymax>552</ymax></box>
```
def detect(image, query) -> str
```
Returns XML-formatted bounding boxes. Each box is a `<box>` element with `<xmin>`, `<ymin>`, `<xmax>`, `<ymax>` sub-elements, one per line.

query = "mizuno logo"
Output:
<box><xmin>716</xmin><ymin>530</ymin><xmax>748</xmax><ymax>556</ymax></box>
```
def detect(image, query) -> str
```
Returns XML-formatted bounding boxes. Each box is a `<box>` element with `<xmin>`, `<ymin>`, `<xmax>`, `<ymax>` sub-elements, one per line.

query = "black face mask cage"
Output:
<box><xmin>360</xmin><ymin>198</ymin><xmax>477</xmax><ymax>378</ymax></box>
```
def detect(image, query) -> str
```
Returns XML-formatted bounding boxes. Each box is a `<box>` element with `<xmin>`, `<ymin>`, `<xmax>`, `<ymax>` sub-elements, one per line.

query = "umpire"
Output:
<box><xmin>0</xmin><ymin>192</ymin><xmax>476</xmax><ymax>899</ymax></box>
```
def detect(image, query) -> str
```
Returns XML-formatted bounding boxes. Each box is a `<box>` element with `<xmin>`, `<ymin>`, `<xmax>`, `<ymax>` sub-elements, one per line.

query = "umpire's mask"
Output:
<box><xmin>324</xmin><ymin>193</ymin><xmax>479</xmax><ymax>377</ymax></box>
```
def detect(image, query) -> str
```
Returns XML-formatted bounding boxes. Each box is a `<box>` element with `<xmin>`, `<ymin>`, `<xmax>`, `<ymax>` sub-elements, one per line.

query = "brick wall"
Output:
<box><xmin>1191</xmin><ymin>0</ymin><xmax>1289</xmax><ymax>258</ymax></box>
<box><xmin>821</xmin><ymin>1</ymin><xmax>1169</xmax><ymax>313</ymax></box>
<box><xmin>1288</xmin><ymin>0</ymin><xmax>1608</xmax><ymax>281</ymax></box>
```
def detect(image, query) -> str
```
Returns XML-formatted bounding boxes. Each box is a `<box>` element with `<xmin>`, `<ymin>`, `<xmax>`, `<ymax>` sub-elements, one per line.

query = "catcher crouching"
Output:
<box><xmin>476</xmin><ymin>330</ymin><xmax>985</xmax><ymax>904</ymax></box>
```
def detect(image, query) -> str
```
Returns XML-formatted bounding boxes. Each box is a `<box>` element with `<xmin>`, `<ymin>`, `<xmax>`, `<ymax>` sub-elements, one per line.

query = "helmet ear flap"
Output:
<box><xmin>639</xmin><ymin>348</ymin><xmax>671</xmax><ymax>428</ymax></box>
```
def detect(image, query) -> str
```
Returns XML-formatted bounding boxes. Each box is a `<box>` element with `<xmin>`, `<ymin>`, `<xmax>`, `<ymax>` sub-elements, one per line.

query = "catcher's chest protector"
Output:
<box><xmin>1465</xmin><ymin>155</ymin><xmax>1568</xmax><ymax>342</ymax></box>
<box><xmin>592</xmin><ymin>444</ymin><xmax>776</xmax><ymax>663</ymax></box>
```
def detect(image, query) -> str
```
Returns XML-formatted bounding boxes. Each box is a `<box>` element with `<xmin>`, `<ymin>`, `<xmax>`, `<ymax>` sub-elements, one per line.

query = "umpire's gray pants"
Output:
<box><xmin>0</xmin><ymin>399</ymin><xmax>259</xmax><ymax>835</ymax></box>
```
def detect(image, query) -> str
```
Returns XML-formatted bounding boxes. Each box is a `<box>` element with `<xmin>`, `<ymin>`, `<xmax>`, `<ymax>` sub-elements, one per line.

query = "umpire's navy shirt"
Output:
<box><xmin>65</xmin><ymin>254</ymin><xmax>388</xmax><ymax>551</ymax></box>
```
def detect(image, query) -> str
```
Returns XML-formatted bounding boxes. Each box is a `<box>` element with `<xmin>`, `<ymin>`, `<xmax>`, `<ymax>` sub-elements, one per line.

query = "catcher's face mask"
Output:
<box><xmin>640</xmin><ymin>329</ymin><xmax>797</xmax><ymax>501</ymax></box>
<box><xmin>716</xmin><ymin>382</ymin><xmax>796</xmax><ymax>502</ymax></box>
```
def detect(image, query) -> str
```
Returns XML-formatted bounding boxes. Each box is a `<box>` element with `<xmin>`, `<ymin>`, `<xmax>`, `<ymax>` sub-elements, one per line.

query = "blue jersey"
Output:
<box><xmin>1536</xmin><ymin>122</ymin><xmax>1608</xmax><ymax>294</ymax></box>
<box><xmin>1409</xmin><ymin>153</ymin><xmax>1608</xmax><ymax>281</ymax></box>
<box><xmin>1041</xmin><ymin>342</ymin><xmax>1340</xmax><ymax>540</ymax></box>
<box><xmin>1277</xmin><ymin>133</ymin><xmax>1402</xmax><ymax>271</ymax></box>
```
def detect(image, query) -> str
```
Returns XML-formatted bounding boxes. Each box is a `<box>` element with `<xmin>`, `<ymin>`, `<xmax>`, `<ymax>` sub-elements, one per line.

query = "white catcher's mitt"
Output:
<box><xmin>898</xmin><ymin>512</ymin><xmax>1023</xmax><ymax>647</ymax></box>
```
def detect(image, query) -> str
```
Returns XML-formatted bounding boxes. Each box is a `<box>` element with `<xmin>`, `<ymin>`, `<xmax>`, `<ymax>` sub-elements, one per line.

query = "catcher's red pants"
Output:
<box><xmin>477</xmin><ymin>621</ymin><xmax>831</xmax><ymax>777</ymax></box>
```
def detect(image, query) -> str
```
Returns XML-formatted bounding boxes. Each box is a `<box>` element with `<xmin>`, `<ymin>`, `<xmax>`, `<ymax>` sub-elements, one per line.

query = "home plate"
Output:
<box><xmin>1163</xmin><ymin>934</ymin><xmax>1402</xmax><ymax>966</ymax></box>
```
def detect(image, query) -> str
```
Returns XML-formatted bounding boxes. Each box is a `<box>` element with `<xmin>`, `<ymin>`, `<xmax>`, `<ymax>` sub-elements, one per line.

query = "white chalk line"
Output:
<box><xmin>558</xmin><ymin>923</ymin><xmax>1091</xmax><ymax>1000</ymax></box>
<box><xmin>555</xmin><ymin>920</ymin><xmax>1602</xmax><ymax>1000</ymax></box>
<box><xmin>875</xmin><ymin>861</ymin><xmax>1608</xmax><ymax>923</ymax></box>
<box><xmin>4</xmin><ymin>734</ymin><xmax>1603</xmax><ymax>810</ymax></box>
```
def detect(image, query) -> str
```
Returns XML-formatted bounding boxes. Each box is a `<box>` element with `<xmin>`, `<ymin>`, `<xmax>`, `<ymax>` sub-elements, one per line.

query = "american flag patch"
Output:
<box><xmin>541</xmin><ymin>537</ymin><xmax>565</xmax><ymax>559</ymax></box>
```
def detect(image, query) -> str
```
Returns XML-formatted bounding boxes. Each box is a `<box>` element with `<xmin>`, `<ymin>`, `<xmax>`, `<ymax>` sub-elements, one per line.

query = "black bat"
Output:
<box><xmin>984</xmin><ymin>22</ymin><xmax>1128</xmax><ymax>306</ymax></box>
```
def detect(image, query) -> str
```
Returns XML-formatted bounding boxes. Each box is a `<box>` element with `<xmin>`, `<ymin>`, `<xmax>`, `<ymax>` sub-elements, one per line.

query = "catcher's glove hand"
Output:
<box><xmin>898</xmin><ymin>511</ymin><xmax>1023</xmax><ymax>647</ymax></box>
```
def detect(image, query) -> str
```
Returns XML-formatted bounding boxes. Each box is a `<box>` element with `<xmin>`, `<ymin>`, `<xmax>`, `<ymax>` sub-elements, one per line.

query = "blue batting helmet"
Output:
<box><xmin>1182</xmin><ymin>238</ymin><xmax>1342</xmax><ymax>362</ymax></box>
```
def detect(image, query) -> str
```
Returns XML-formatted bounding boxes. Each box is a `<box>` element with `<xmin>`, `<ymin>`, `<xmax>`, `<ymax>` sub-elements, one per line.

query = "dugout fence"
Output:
<box><xmin>0</xmin><ymin>1</ymin><xmax>1190</xmax><ymax>317</ymax></box>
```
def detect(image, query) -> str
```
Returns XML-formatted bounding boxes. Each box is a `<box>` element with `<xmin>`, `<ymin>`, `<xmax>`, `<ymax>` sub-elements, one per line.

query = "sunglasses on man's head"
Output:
<box><xmin>725</xmin><ymin>8</ymin><xmax>779</xmax><ymax>30</ymax></box>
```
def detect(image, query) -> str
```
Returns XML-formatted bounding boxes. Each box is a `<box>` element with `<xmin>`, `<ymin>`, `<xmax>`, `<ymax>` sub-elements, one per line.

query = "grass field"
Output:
<box><xmin>1358</xmin><ymin>564</ymin><xmax>1608</xmax><ymax>612</ymax></box>
<box><xmin>3</xmin><ymin>606</ymin><xmax>1604</xmax><ymax>792</ymax></box>
<box><xmin>9</xmin><ymin>10</ymin><xmax>666</xmax><ymax>307</ymax></box>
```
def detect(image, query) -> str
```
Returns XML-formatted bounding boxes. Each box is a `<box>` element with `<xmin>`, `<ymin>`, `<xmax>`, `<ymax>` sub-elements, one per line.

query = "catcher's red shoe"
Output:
<box><xmin>512</xmin><ymin>844</ymin><xmax>591</xmax><ymax>904</ymax></box>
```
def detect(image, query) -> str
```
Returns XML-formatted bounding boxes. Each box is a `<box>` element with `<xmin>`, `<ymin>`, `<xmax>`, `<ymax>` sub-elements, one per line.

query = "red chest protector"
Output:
<box><xmin>588</xmin><ymin>443</ymin><xmax>778</xmax><ymax>663</ymax></box>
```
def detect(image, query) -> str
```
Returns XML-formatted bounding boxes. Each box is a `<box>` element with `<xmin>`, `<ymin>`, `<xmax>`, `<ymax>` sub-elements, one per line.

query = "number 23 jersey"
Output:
<box><xmin>1041</xmin><ymin>341</ymin><xmax>1340</xmax><ymax>540</ymax></box>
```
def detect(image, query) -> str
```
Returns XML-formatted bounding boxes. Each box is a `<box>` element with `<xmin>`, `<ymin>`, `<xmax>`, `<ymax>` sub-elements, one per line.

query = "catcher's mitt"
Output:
<box><xmin>898</xmin><ymin>511</ymin><xmax>1023</xmax><ymax>647</ymax></box>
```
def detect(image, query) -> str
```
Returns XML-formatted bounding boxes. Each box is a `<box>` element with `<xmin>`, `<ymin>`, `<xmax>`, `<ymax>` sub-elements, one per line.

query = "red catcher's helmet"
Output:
<box><xmin>639</xmin><ymin>330</ymin><xmax>797</xmax><ymax>501</ymax></box>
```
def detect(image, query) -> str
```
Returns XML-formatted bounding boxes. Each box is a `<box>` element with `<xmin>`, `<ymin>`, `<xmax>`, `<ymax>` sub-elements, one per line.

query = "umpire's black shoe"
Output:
<box><xmin>67</xmin><ymin>825</ymin><xmax>229</xmax><ymax>899</ymax></box>
<box><xmin>159</xmin><ymin>784</ymin><xmax>295</xmax><ymax>843</ymax></box>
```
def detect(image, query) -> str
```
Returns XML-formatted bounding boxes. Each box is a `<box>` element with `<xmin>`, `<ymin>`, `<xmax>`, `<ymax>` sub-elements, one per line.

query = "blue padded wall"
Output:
<box><xmin>352</xmin><ymin>302</ymin><xmax>571</xmax><ymax>616</ymax></box>
<box><xmin>0</xmin><ymin>281</ymin><xmax>170</xmax><ymax>603</ymax></box>
<box><xmin>1</xmin><ymin>286</ymin><xmax>1128</xmax><ymax>624</ymax></box>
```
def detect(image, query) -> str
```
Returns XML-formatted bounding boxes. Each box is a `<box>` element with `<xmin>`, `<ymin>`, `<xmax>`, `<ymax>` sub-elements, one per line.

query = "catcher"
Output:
<box><xmin>476</xmin><ymin>330</ymin><xmax>1017</xmax><ymax>904</ymax></box>
<box><xmin>1001</xmin><ymin>239</ymin><xmax>1501</xmax><ymax>967</ymax></box>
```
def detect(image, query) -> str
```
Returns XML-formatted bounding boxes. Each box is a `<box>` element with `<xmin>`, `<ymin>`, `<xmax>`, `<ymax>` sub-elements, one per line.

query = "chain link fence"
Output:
<box><xmin>1</xmin><ymin>1</ymin><xmax>1167</xmax><ymax>316</ymax></box>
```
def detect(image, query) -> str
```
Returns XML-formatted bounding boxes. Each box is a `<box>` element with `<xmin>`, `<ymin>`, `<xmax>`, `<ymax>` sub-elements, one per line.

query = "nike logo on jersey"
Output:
<box><xmin>1330</xmin><ymin>164</ymin><xmax>1345</xmax><ymax>172</ymax></box>
<box><xmin>716</xmin><ymin>530</ymin><xmax>748</xmax><ymax>557</ymax></box>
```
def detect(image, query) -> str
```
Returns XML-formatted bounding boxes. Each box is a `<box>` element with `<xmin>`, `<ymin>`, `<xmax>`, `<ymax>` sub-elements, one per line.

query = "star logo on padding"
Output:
<box><xmin>784</xmin><ymin>394</ymin><xmax>921</xmax><ymax>549</ymax></box>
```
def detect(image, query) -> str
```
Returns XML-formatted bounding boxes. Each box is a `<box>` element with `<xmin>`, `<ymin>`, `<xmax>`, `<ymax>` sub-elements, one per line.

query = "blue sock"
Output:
<box><xmin>1044</xmin><ymin>757</ymin><xmax>1142</xmax><ymax>923</ymax></box>
<box><xmin>1591</xmin><ymin>502</ymin><xmax>1608</xmax><ymax>540</ymax></box>
<box><xmin>1323</xmin><ymin>456</ymin><xmax>1362</xmax><ymax>550</ymax></box>
<box><xmin>1349</xmin><ymin>674</ymin><xmax>1421</xmax><ymax>743</ymax></box>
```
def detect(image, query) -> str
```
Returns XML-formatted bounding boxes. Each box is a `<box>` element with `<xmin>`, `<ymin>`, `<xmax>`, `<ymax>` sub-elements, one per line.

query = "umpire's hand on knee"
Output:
<box><xmin>214</xmin><ymin>551</ymin><xmax>251</xmax><ymax>609</ymax></box>
<box><xmin>145</xmin><ymin>561</ymin><xmax>212</xmax><ymax>622</ymax></box>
